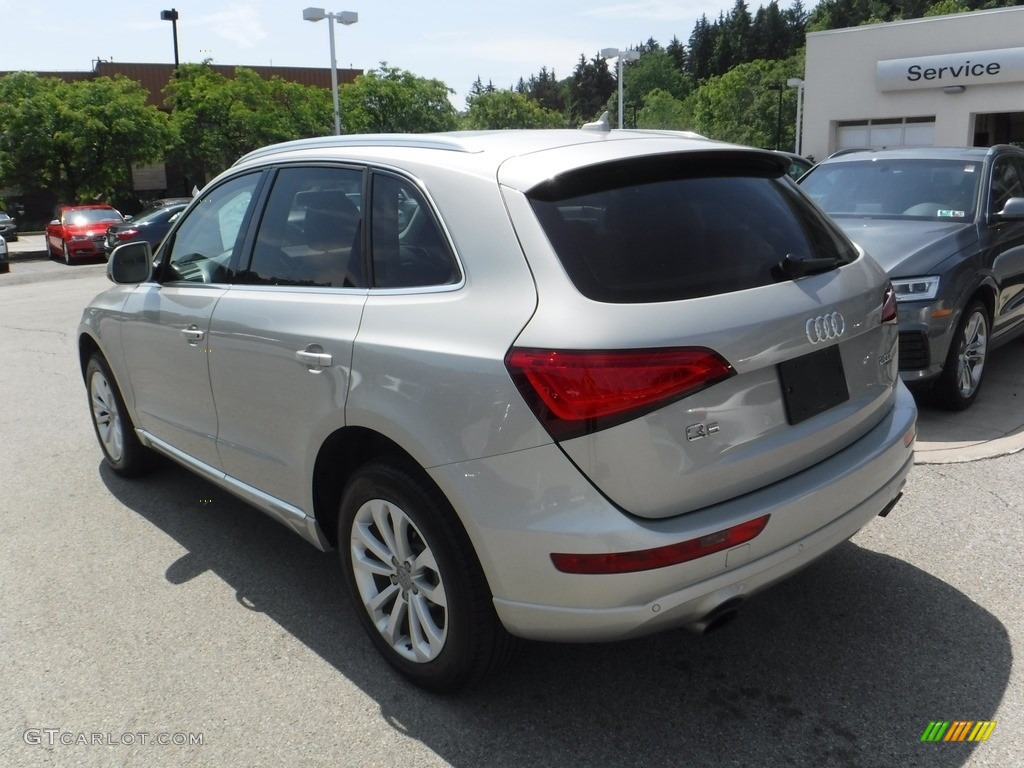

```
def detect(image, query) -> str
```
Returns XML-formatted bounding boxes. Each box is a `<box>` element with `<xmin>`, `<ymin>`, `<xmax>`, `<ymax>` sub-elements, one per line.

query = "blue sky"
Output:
<box><xmin>0</xmin><ymin>0</ymin><xmax>738</xmax><ymax>106</ymax></box>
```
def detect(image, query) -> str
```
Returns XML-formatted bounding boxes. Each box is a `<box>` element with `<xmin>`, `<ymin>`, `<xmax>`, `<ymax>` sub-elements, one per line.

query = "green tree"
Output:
<box><xmin>463</xmin><ymin>90</ymin><xmax>565</xmax><ymax>129</ymax></box>
<box><xmin>636</xmin><ymin>88</ymin><xmax>693</xmax><ymax>130</ymax></box>
<box><xmin>338</xmin><ymin>63</ymin><xmax>457</xmax><ymax>134</ymax></box>
<box><xmin>627</xmin><ymin>48</ymin><xmax>691</xmax><ymax>102</ymax></box>
<box><xmin>516</xmin><ymin>66</ymin><xmax>566</xmax><ymax>114</ymax></box>
<box><xmin>689</xmin><ymin>56</ymin><xmax>804</xmax><ymax>149</ymax></box>
<box><xmin>0</xmin><ymin>73</ymin><xmax>60</xmax><ymax>193</ymax></box>
<box><xmin>688</xmin><ymin>15</ymin><xmax>716</xmax><ymax>82</ymax></box>
<box><xmin>666</xmin><ymin>36</ymin><xmax>688</xmax><ymax>72</ymax></box>
<box><xmin>924</xmin><ymin>0</ymin><xmax>970</xmax><ymax>14</ymax></box>
<box><xmin>164</xmin><ymin>62</ymin><xmax>332</xmax><ymax>186</ymax></box>
<box><xmin>568</xmin><ymin>54</ymin><xmax>617</xmax><ymax>124</ymax></box>
<box><xmin>0</xmin><ymin>72</ymin><xmax>171</xmax><ymax>203</ymax></box>
<box><xmin>751</xmin><ymin>2</ymin><xmax>794</xmax><ymax>60</ymax></box>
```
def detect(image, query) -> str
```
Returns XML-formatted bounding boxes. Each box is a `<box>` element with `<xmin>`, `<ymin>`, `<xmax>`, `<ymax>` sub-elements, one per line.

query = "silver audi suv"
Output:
<box><xmin>79</xmin><ymin>129</ymin><xmax>917</xmax><ymax>691</ymax></box>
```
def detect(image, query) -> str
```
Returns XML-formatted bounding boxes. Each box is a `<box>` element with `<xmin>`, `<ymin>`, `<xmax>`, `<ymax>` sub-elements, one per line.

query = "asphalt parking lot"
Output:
<box><xmin>2</xmin><ymin>246</ymin><xmax>1022</xmax><ymax>767</ymax></box>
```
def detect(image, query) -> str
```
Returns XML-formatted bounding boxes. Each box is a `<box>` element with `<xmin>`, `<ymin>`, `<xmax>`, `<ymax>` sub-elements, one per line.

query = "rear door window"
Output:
<box><xmin>528</xmin><ymin>154</ymin><xmax>854</xmax><ymax>303</ymax></box>
<box><xmin>369</xmin><ymin>173</ymin><xmax>459</xmax><ymax>289</ymax></box>
<box><xmin>244</xmin><ymin>166</ymin><xmax>364</xmax><ymax>288</ymax></box>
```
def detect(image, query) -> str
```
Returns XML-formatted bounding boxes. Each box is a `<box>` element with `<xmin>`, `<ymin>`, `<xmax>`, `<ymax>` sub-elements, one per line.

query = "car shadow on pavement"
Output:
<box><xmin>101</xmin><ymin>461</ymin><xmax>1010</xmax><ymax>768</ymax></box>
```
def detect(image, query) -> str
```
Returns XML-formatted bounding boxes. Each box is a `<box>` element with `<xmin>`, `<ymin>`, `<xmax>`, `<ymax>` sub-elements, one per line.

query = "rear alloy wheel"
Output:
<box><xmin>338</xmin><ymin>461</ymin><xmax>515</xmax><ymax>692</ymax></box>
<box><xmin>85</xmin><ymin>353</ymin><xmax>153</xmax><ymax>476</ymax></box>
<box><xmin>933</xmin><ymin>300</ymin><xmax>989</xmax><ymax>410</ymax></box>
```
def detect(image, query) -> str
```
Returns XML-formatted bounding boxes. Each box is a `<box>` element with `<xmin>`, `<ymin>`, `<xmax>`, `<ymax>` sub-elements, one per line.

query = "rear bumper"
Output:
<box><xmin>494</xmin><ymin>458</ymin><xmax>910</xmax><ymax>641</ymax></box>
<box><xmin>431</xmin><ymin>383</ymin><xmax>917</xmax><ymax>643</ymax></box>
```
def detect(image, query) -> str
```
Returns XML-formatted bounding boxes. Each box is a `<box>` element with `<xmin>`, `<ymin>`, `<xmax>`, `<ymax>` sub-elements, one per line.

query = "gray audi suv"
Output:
<box><xmin>799</xmin><ymin>145</ymin><xmax>1024</xmax><ymax>409</ymax></box>
<box><xmin>79</xmin><ymin>129</ymin><xmax>916</xmax><ymax>691</ymax></box>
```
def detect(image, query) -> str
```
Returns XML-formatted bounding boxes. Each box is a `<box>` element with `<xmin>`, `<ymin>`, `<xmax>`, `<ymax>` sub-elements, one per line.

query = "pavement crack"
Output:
<box><xmin>0</xmin><ymin>325</ymin><xmax>68</xmax><ymax>341</ymax></box>
<box><xmin>933</xmin><ymin>466</ymin><xmax>1013</xmax><ymax>509</ymax></box>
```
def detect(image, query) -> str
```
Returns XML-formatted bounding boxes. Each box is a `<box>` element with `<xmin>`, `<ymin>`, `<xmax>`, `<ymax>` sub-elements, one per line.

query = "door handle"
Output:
<box><xmin>181</xmin><ymin>325</ymin><xmax>204</xmax><ymax>344</ymax></box>
<box><xmin>295</xmin><ymin>347</ymin><xmax>333</xmax><ymax>369</ymax></box>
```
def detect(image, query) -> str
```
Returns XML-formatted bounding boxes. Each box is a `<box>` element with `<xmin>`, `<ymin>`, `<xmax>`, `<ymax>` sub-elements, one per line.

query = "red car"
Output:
<box><xmin>46</xmin><ymin>204</ymin><xmax>124</xmax><ymax>264</ymax></box>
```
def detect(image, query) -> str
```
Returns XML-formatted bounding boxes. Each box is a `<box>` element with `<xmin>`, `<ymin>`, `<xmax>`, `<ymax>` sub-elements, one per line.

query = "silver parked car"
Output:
<box><xmin>79</xmin><ymin>130</ymin><xmax>916</xmax><ymax>691</ymax></box>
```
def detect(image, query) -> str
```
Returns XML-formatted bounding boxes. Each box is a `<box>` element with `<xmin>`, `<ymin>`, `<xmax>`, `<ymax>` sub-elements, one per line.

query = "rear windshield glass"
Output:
<box><xmin>529</xmin><ymin>156</ymin><xmax>855</xmax><ymax>303</ymax></box>
<box><xmin>799</xmin><ymin>159</ymin><xmax>982</xmax><ymax>222</ymax></box>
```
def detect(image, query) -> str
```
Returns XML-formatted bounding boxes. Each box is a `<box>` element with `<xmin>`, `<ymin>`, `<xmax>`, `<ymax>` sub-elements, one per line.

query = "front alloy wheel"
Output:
<box><xmin>85</xmin><ymin>353</ymin><xmax>153</xmax><ymax>476</ymax></box>
<box><xmin>90</xmin><ymin>368</ymin><xmax>124</xmax><ymax>463</ymax></box>
<box><xmin>934</xmin><ymin>300</ymin><xmax>989</xmax><ymax>410</ymax></box>
<box><xmin>338</xmin><ymin>462</ymin><xmax>515</xmax><ymax>692</ymax></box>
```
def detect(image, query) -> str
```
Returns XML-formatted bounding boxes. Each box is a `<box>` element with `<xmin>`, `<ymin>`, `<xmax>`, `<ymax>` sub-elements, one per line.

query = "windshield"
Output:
<box><xmin>65</xmin><ymin>208</ymin><xmax>123</xmax><ymax>225</ymax></box>
<box><xmin>800</xmin><ymin>159</ymin><xmax>981</xmax><ymax>222</ymax></box>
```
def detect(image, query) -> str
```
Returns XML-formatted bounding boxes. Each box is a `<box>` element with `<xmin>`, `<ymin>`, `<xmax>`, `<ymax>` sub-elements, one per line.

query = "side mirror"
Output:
<box><xmin>107</xmin><ymin>241</ymin><xmax>153</xmax><ymax>284</ymax></box>
<box><xmin>123</xmin><ymin>214</ymin><xmax>134</xmax><ymax>222</ymax></box>
<box><xmin>995</xmin><ymin>197</ymin><xmax>1024</xmax><ymax>221</ymax></box>
<box><xmin>49</xmin><ymin>219</ymin><xmax>59</xmax><ymax>226</ymax></box>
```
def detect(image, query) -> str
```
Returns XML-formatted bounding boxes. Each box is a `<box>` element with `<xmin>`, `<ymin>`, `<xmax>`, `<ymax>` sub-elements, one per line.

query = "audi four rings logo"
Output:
<box><xmin>806</xmin><ymin>312</ymin><xmax>845</xmax><ymax>344</ymax></box>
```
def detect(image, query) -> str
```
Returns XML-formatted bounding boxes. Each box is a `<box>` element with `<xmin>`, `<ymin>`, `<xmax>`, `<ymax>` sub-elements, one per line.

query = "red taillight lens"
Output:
<box><xmin>117</xmin><ymin>229</ymin><xmax>139</xmax><ymax>240</ymax></box>
<box><xmin>881</xmin><ymin>282</ymin><xmax>898</xmax><ymax>323</ymax></box>
<box><xmin>551</xmin><ymin>515</ymin><xmax>770</xmax><ymax>574</ymax></box>
<box><xmin>506</xmin><ymin>347</ymin><xmax>735</xmax><ymax>440</ymax></box>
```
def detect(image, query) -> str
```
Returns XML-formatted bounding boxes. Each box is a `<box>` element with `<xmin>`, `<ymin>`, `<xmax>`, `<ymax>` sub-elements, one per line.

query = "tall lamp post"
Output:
<box><xmin>787</xmin><ymin>77</ymin><xmax>805</xmax><ymax>155</ymax></box>
<box><xmin>600</xmin><ymin>47</ymin><xmax>640</xmax><ymax>129</ymax></box>
<box><xmin>160</xmin><ymin>9</ymin><xmax>179</xmax><ymax>69</ymax></box>
<box><xmin>303</xmin><ymin>7</ymin><xmax>358</xmax><ymax>136</ymax></box>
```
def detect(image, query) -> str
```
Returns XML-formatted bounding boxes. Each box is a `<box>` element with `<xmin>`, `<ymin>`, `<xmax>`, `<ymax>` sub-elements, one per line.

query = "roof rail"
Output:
<box><xmin>233</xmin><ymin>133</ymin><xmax>477</xmax><ymax>165</ymax></box>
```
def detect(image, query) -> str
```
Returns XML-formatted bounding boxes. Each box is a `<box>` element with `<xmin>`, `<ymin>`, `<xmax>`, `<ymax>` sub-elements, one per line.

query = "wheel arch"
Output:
<box><xmin>972</xmin><ymin>281</ymin><xmax>997</xmax><ymax>324</ymax></box>
<box><xmin>78</xmin><ymin>333</ymin><xmax>102</xmax><ymax>380</ymax></box>
<box><xmin>311</xmin><ymin>427</ymin><xmax>500</xmax><ymax>593</ymax></box>
<box><xmin>313</xmin><ymin>426</ymin><xmax>435</xmax><ymax>549</ymax></box>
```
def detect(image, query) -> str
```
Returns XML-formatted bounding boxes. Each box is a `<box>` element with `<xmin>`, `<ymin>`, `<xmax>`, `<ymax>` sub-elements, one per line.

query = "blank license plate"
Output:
<box><xmin>778</xmin><ymin>345</ymin><xmax>849</xmax><ymax>425</ymax></box>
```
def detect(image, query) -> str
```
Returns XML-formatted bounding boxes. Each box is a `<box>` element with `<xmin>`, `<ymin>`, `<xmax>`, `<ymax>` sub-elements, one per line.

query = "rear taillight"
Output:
<box><xmin>505</xmin><ymin>347</ymin><xmax>735</xmax><ymax>440</ymax></box>
<box><xmin>881</xmin><ymin>282</ymin><xmax>898</xmax><ymax>324</ymax></box>
<box><xmin>551</xmin><ymin>515</ymin><xmax>770</xmax><ymax>574</ymax></box>
<box><xmin>117</xmin><ymin>228</ymin><xmax>139</xmax><ymax>241</ymax></box>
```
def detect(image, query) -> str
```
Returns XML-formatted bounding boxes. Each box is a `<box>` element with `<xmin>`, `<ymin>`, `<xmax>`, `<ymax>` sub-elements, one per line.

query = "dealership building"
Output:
<box><xmin>802</xmin><ymin>6</ymin><xmax>1024</xmax><ymax>161</ymax></box>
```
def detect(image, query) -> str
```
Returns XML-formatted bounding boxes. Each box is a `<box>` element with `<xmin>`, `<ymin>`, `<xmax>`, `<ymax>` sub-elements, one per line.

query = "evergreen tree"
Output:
<box><xmin>666</xmin><ymin>35</ymin><xmax>688</xmax><ymax>73</ymax></box>
<box><xmin>568</xmin><ymin>54</ymin><xmax>616</xmax><ymax>123</ymax></box>
<box><xmin>688</xmin><ymin>14</ymin><xmax>716</xmax><ymax>82</ymax></box>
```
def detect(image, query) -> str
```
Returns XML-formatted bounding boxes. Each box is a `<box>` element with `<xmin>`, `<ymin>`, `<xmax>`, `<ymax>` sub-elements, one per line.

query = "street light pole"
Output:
<box><xmin>600</xmin><ymin>47</ymin><xmax>639</xmax><ymax>129</ymax></box>
<box><xmin>303</xmin><ymin>7</ymin><xmax>358</xmax><ymax>136</ymax></box>
<box><xmin>787</xmin><ymin>77</ymin><xmax>805</xmax><ymax>155</ymax></box>
<box><xmin>160</xmin><ymin>9</ymin><xmax>180</xmax><ymax>69</ymax></box>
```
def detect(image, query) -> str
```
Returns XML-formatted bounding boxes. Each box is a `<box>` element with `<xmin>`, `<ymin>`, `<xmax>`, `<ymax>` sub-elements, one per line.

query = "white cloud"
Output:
<box><xmin>194</xmin><ymin>5</ymin><xmax>268</xmax><ymax>49</ymax></box>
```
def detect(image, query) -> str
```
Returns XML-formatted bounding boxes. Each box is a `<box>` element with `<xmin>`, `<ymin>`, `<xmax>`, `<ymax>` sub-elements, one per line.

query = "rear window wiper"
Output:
<box><xmin>772</xmin><ymin>253</ymin><xmax>843</xmax><ymax>280</ymax></box>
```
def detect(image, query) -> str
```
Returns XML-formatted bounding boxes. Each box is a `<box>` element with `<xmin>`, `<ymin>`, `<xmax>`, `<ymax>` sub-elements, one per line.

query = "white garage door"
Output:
<box><xmin>836</xmin><ymin>117</ymin><xmax>935</xmax><ymax>151</ymax></box>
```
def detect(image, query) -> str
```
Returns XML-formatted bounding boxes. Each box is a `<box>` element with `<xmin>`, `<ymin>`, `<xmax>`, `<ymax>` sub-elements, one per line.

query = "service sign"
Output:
<box><xmin>876</xmin><ymin>47</ymin><xmax>1024</xmax><ymax>91</ymax></box>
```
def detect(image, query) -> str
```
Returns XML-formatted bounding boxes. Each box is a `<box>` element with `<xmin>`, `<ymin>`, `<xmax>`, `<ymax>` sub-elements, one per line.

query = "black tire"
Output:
<box><xmin>63</xmin><ymin>240</ymin><xmax>72</xmax><ymax>265</ymax></box>
<box><xmin>338</xmin><ymin>460</ymin><xmax>516</xmax><ymax>692</ymax></box>
<box><xmin>932</xmin><ymin>299</ymin><xmax>989</xmax><ymax>411</ymax></box>
<box><xmin>85</xmin><ymin>353</ymin><xmax>154</xmax><ymax>476</ymax></box>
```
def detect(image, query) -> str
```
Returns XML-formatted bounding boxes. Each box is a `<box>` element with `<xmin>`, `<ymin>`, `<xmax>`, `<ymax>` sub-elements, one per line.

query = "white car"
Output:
<box><xmin>80</xmin><ymin>129</ymin><xmax>917</xmax><ymax>691</ymax></box>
